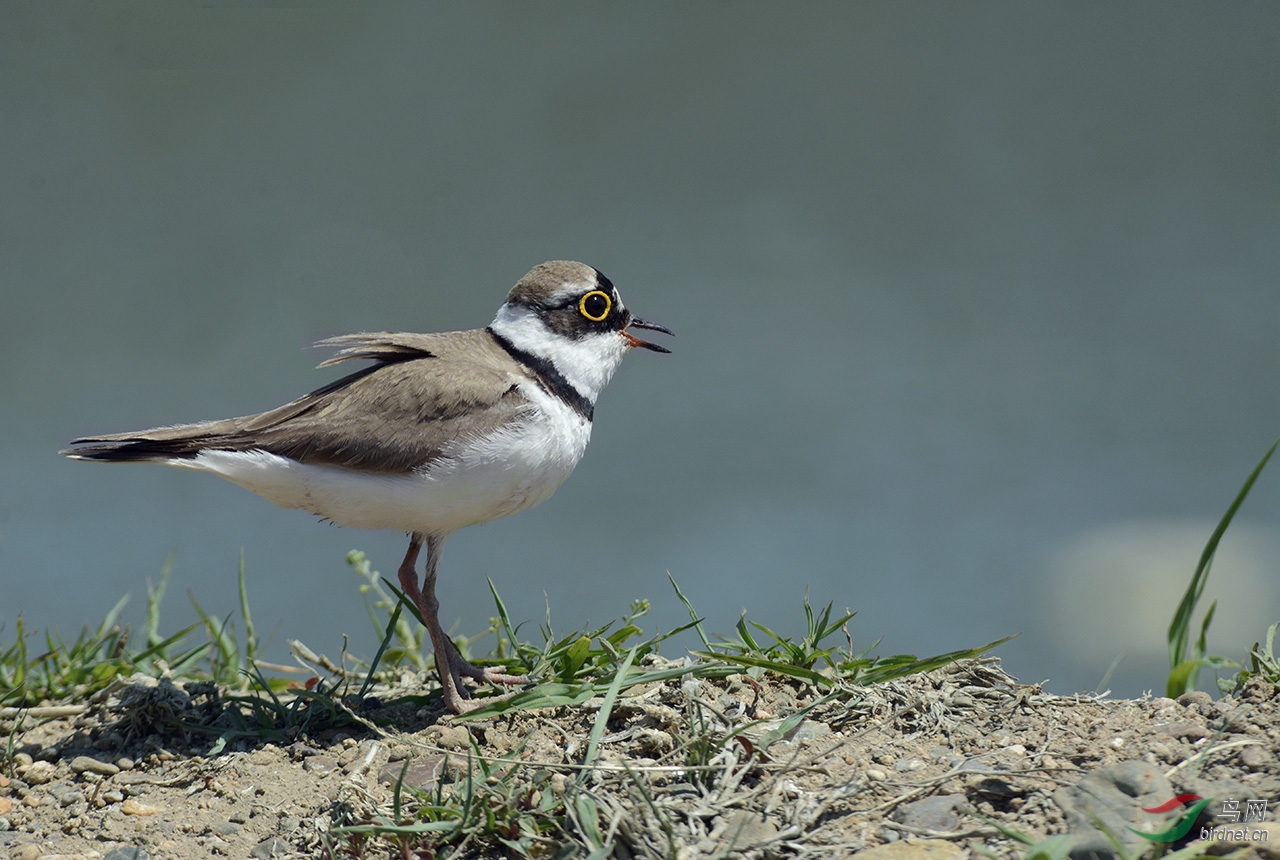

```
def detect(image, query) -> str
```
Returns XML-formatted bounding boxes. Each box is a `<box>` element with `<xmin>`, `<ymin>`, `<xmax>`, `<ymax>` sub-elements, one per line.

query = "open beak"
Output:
<box><xmin>623</xmin><ymin>317</ymin><xmax>674</xmax><ymax>353</ymax></box>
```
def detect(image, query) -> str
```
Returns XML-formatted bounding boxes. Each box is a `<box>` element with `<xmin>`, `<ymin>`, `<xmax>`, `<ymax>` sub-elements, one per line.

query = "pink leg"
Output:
<box><xmin>396</xmin><ymin>533</ymin><xmax>529</xmax><ymax>714</ymax></box>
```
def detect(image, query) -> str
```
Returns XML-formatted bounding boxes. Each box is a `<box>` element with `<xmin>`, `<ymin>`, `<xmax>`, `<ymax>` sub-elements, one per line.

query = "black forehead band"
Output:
<box><xmin>592</xmin><ymin>268</ymin><xmax>614</xmax><ymax>291</ymax></box>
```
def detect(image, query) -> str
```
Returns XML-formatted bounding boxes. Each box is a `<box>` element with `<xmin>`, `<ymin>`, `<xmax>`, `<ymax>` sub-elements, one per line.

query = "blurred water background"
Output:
<box><xmin>3</xmin><ymin>4</ymin><xmax>1279</xmax><ymax>698</ymax></box>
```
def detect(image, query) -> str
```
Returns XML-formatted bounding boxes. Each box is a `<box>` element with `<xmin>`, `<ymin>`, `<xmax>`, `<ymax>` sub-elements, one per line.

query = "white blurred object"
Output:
<box><xmin>1046</xmin><ymin>520</ymin><xmax>1280</xmax><ymax>664</ymax></box>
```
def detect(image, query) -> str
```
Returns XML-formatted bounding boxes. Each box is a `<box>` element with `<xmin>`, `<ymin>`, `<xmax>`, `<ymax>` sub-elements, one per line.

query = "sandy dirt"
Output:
<box><xmin>1</xmin><ymin>659</ymin><xmax>1277</xmax><ymax>860</ymax></box>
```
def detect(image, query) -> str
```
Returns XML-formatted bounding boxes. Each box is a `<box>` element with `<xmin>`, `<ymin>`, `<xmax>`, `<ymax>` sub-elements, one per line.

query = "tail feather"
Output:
<box><xmin>61</xmin><ymin>419</ymin><xmax>244</xmax><ymax>462</ymax></box>
<box><xmin>61</xmin><ymin>439</ymin><xmax>202</xmax><ymax>462</ymax></box>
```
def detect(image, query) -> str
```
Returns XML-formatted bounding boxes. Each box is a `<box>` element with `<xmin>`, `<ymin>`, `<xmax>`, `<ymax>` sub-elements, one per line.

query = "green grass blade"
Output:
<box><xmin>487</xmin><ymin>577</ymin><xmax>524</xmax><ymax>666</ymax></box>
<box><xmin>1166</xmin><ymin>436</ymin><xmax>1278</xmax><ymax>695</ymax></box>
<box><xmin>237</xmin><ymin>549</ymin><xmax>258</xmax><ymax>667</ymax></box>
<box><xmin>692</xmin><ymin>650</ymin><xmax>831</xmax><ymax>687</ymax></box>
<box><xmin>144</xmin><ymin>553</ymin><xmax>175</xmax><ymax>646</ymax></box>
<box><xmin>358</xmin><ymin>597</ymin><xmax>405</xmax><ymax>700</ymax></box>
<box><xmin>583</xmin><ymin>646</ymin><xmax>636</xmax><ymax>769</ymax></box>
<box><xmin>666</xmin><ymin>572</ymin><xmax>710</xmax><ymax>650</ymax></box>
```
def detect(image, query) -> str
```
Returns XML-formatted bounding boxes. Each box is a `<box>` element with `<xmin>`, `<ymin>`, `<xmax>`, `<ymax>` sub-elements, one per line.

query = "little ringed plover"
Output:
<box><xmin>61</xmin><ymin>260</ymin><xmax>673</xmax><ymax>713</ymax></box>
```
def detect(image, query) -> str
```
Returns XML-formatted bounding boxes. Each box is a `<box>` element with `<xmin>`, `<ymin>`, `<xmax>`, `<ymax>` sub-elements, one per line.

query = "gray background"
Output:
<box><xmin>4</xmin><ymin>3</ymin><xmax>1278</xmax><ymax>698</ymax></box>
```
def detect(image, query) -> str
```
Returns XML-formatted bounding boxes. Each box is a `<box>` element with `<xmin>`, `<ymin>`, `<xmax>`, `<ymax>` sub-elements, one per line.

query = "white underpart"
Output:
<box><xmin>172</xmin><ymin>381</ymin><xmax>593</xmax><ymax>535</ymax></box>
<box><xmin>488</xmin><ymin>302</ymin><xmax>631</xmax><ymax>403</ymax></box>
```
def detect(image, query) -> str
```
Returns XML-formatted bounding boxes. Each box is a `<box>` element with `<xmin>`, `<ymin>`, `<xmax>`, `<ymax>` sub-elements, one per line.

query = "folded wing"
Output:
<box><xmin>61</xmin><ymin>330</ymin><xmax>532</xmax><ymax>474</ymax></box>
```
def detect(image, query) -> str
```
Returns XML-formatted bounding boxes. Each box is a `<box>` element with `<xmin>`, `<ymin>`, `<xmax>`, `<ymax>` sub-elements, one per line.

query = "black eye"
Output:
<box><xmin>579</xmin><ymin>290</ymin><xmax>611</xmax><ymax>322</ymax></box>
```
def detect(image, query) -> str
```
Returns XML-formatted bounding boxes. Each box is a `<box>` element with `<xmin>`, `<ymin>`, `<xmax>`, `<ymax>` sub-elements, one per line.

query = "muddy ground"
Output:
<box><xmin>1</xmin><ymin>658</ymin><xmax>1277</xmax><ymax>860</ymax></box>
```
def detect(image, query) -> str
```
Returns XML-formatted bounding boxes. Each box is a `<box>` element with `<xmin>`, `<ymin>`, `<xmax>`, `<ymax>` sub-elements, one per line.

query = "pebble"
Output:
<box><xmin>49</xmin><ymin>785</ymin><xmax>86</xmax><ymax>807</ymax></box>
<box><xmin>12</xmin><ymin>845</ymin><xmax>42</xmax><ymax>860</ymax></box>
<box><xmin>1176</xmin><ymin>690</ymin><xmax>1212</xmax><ymax>707</ymax></box>
<box><xmin>121</xmin><ymin>799</ymin><xmax>161</xmax><ymax>816</ymax></box>
<box><xmin>114</xmin><ymin>758</ymin><xmax>135</xmax><ymax>772</ymax></box>
<box><xmin>249</xmin><ymin>750</ymin><xmax>276</xmax><ymax>766</ymax></box>
<box><xmin>302</xmin><ymin>756</ymin><xmax>337</xmax><ymax>776</ymax></box>
<box><xmin>378</xmin><ymin>756</ymin><xmax>445</xmax><ymax>790</ymax></box>
<box><xmin>854</xmin><ymin>839</ymin><xmax>964</xmax><ymax>860</ymax></box>
<box><xmin>286</xmin><ymin>743</ymin><xmax>320</xmax><ymax>760</ymax></box>
<box><xmin>1240</xmin><ymin>743</ymin><xmax>1272</xmax><ymax>770</ymax></box>
<box><xmin>436</xmin><ymin>725</ymin><xmax>472</xmax><ymax>750</ymax></box>
<box><xmin>892</xmin><ymin>794</ymin><xmax>966</xmax><ymax>831</ymax></box>
<box><xmin>104</xmin><ymin>849</ymin><xmax>150</xmax><ymax>860</ymax></box>
<box><xmin>19</xmin><ymin>762</ymin><xmax>56</xmax><ymax>786</ymax></box>
<box><xmin>70</xmin><ymin>756</ymin><xmax>119</xmax><ymax>777</ymax></box>
<box><xmin>1160</xmin><ymin>722</ymin><xmax>1211</xmax><ymax>741</ymax></box>
<box><xmin>251</xmin><ymin>836</ymin><xmax>291</xmax><ymax>859</ymax></box>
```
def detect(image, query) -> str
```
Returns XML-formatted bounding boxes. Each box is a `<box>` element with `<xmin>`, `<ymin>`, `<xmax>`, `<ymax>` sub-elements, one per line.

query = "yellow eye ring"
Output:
<box><xmin>579</xmin><ymin>290</ymin><xmax>612</xmax><ymax>322</ymax></box>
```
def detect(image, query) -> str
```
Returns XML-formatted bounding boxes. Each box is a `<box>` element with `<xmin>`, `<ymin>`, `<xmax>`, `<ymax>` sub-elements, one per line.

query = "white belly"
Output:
<box><xmin>173</xmin><ymin>391</ymin><xmax>593</xmax><ymax>536</ymax></box>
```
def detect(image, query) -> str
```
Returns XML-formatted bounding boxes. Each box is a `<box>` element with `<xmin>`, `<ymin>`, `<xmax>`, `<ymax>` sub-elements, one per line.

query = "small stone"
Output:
<box><xmin>852</xmin><ymin>839</ymin><xmax>964</xmax><ymax>860</ymax></box>
<box><xmin>302</xmin><ymin>756</ymin><xmax>338</xmax><ymax>775</ymax></box>
<box><xmin>104</xmin><ymin>849</ymin><xmax>151</xmax><ymax>860</ymax></box>
<box><xmin>436</xmin><ymin>725</ymin><xmax>472</xmax><ymax>750</ymax></box>
<box><xmin>121</xmin><ymin>798</ymin><xmax>161</xmax><ymax>815</ymax></box>
<box><xmin>19</xmin><ymin>761</ymin><xmax>56</xmax><ymax>785</ymax></box>
<box><xmin>892</xmin><ymin>794</ymin><xmax>967</xmax><ymax>831</ymax></box>
<box><xmin>1160</xmin><ymin>722</ymin><xmax>1211</xmax><ymax>741</ymax></box>
<box><xmin>251</xmin><ymin>836</ymin><xmax>291</xmax><ymax>859</ymax></box>
<box><xmin>1240</xmin><ymin>743</ymin><xmax>1272</xmax><ymax>770</ymax></box>
<box><xmin>716</xmin><ymin>810</ymin><xmax>779</xmax><ymax>851</ymax></box>
<box><xmin>866</xmin><ymin>768</ymin><xmax>887</xmax><ymax>781</ymax></box>
<box><xmin>379</xmin><ymin>756</ymin><xmax>445</xmax><ymax>791</ymax></box>
<box><xmin>286</xmin><ymin>743</ymin><xmax>319</xmax><ymax>760</ymax></box>
<box><xmin>114</xmin><ymin>757</ymin><xmax>135</xmax><ymax>771</ymax></box>
<box><xmin>70</xmin><ymin>756</ymin><xmax>119</xmax><ymax>777</ymax></box>
<box><xmin>50</xmin><ymin>785</ymin><xmax>86</xmax><ymax>807</ymax></box>
<box><xmin>1176</xmin><ymin>690</ymin><xmax>1212</xmax><ymax>707</ymax></box>
<box><xmin>214</xmin><ymin>822</ymin><xmax>243</xmax><ymax>837</ymax></box>
<box><xmin>229</xmin><ymin>809</ymin><xmax>249</xmax><ymax>824</ymax></box>
<box><xmin>12</xmin><ymin>845</ymin><xmax>42</xmax><ymax>860</ymax></box>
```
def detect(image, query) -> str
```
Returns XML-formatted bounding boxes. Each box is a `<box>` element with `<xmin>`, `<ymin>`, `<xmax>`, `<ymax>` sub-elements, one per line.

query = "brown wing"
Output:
<box><xmin>62</xmin><ymin>330</ymin><xmax>533</xmax><ymax>473</ymax></box>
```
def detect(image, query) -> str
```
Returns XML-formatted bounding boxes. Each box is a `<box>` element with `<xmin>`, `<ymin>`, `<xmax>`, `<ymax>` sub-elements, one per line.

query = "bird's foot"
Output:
<box><xmin>455</xmin><ymin>660</ymin><xmax>531</xmax><ymax>687</ymax></box>
<box><xmin>436</xmin><ymin>642</ymin><xmax>532</xmax><ymax>714</ymax></box>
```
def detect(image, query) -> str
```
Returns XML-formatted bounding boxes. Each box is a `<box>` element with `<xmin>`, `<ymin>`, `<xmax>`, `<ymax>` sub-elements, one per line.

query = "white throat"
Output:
<box><xmin>489</xmin><ymin>303</ymin><xmax>630</xmax><ymax>404</ymax></box>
